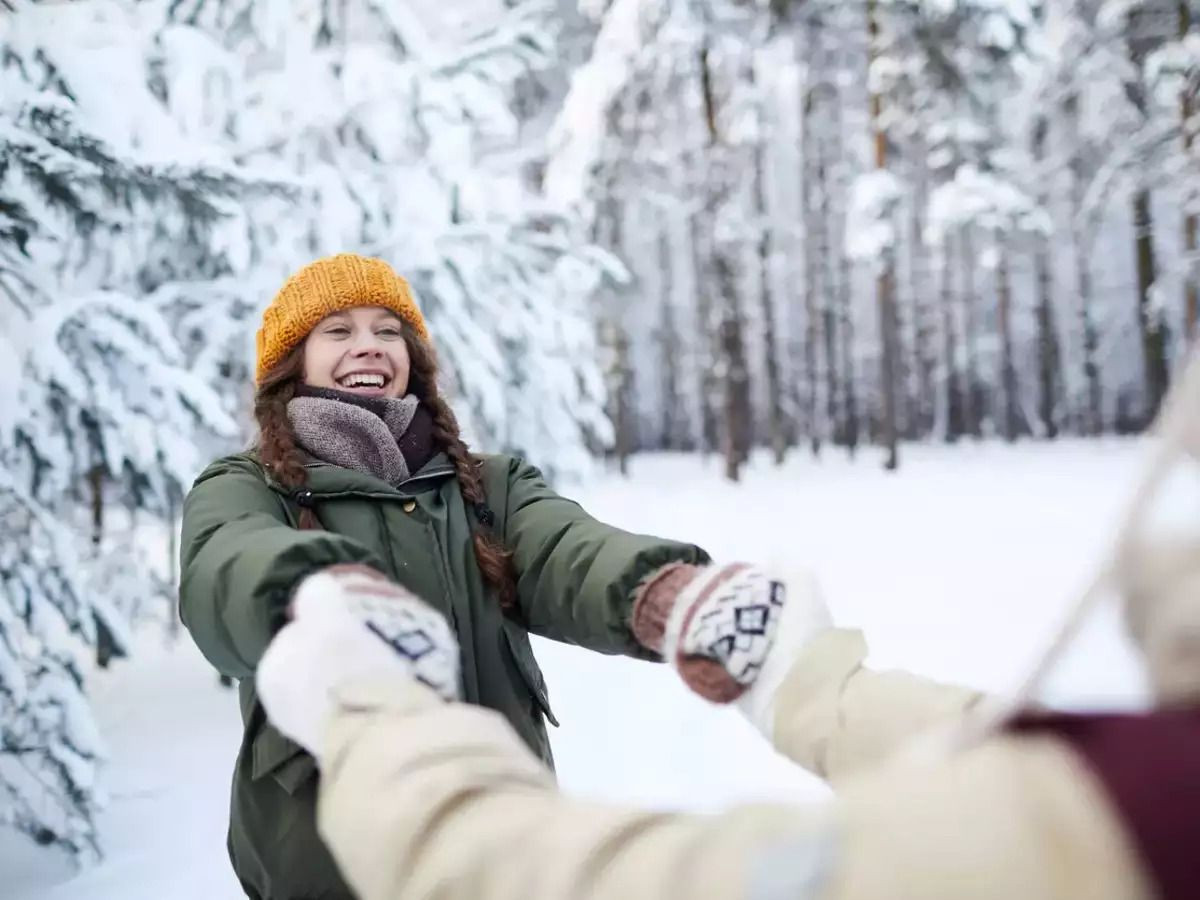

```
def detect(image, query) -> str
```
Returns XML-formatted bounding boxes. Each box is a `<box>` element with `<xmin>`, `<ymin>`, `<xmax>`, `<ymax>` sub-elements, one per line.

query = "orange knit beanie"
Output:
<box><xmin>255</xmin><ymin>253</ymin><xmax>430</xmax><ymax>383</ymax></box>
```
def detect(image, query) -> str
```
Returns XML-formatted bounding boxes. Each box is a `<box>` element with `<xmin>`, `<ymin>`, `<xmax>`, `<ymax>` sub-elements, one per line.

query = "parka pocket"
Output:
<box><xmin>250</xmin><ymin>721</ymin><xmax>317</xmax><ymax>795</ymax></box>
<box><xmin>501</xmin><ymin>622</ymin><xmax>559</xmax><ymax>728</ymax></box>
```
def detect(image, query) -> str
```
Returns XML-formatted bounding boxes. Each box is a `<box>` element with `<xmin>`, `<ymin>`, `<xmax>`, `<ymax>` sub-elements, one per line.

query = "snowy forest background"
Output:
<box><xmin>2</xmin><ymin>0</ymin><xmax>1198</xmax><ymax>870</ymax></box>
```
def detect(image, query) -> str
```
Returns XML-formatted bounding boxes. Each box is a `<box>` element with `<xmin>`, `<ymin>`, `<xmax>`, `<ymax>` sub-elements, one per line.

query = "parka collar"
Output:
<box><xmin>264</xmin><ymin>451</ymin><xmax>456</xmax><ymax>500</ymax></box>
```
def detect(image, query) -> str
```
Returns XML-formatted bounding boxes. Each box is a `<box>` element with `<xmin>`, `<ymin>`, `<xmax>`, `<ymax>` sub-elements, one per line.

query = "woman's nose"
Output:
<box><xmin>349</xmin><ymin>334</ymin><xmax>383</xmax><ymax>356</ymax></box>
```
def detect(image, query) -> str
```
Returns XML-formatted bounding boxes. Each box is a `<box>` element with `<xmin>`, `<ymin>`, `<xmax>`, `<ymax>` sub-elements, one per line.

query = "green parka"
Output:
<box><xmin>179</xmin><ymin>450</ymin><xmax>707</xmax><ymax>900</ymax></box>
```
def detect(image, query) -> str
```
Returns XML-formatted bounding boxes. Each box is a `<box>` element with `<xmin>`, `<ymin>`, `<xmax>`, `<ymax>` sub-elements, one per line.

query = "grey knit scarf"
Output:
<box><xmin>288</xmin><ymin>387</ymin><xmax>423</xmax><ymax>485</ymax></box>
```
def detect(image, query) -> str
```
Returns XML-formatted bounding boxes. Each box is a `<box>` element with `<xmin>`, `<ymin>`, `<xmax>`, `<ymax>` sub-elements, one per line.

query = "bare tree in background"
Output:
<box><xmin>868</xmin><ymin>0</ymin><xmax>899</xmax><ymax>470</ymax></box>
<box><xmin>698</xmin><ymin>41</ymin><xmax>752</xmax><ymax>481</ymax></box>
<box><xmin>1031</xmin><ymin>113</ymin><xmax>1064</xmax><ymax>438</ymax></box>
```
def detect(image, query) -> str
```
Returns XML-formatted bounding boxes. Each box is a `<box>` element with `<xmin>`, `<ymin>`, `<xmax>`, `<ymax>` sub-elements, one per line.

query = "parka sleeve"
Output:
<box><xmin>501</xmin><ymin>457</ymin><xmax>709</xmax><ymax>658</ymax></box>
<box><xmin>179</xmin><ymin>458</ymin><xmax>384</xmax><ymax>679</ymax></box>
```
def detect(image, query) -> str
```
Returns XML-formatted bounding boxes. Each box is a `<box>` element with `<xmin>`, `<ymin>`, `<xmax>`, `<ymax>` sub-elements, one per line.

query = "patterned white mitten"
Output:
<box><xmin>633</xmin><ymin>562</ymin><xmax>789</xmax><ymax>702</ymax></box>
<box><xmin>257</xmin><ymin>565</ymin><xmax>459</xmax><ymax>759</ymax></box>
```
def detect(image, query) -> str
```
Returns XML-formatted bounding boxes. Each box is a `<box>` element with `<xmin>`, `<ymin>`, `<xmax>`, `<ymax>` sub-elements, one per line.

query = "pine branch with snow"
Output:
<box><xmin>0</xmin><ymin>6</ymin><xmax>292</xmax><ymax>862</ymax></box>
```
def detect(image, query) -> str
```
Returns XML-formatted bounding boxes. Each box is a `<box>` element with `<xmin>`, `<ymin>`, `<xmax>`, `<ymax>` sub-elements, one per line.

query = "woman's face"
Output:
<box><xmin>302</xmin><ymin>306</ymin><xmax>411</xmax><ymax>399</ymax></box>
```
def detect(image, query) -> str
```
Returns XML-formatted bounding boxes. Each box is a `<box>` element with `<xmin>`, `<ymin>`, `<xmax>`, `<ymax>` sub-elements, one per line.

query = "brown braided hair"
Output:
<box><xmin>253</xmin><ymin>323</ymin><xmax>518</xmax><ymax>610</ymax></box>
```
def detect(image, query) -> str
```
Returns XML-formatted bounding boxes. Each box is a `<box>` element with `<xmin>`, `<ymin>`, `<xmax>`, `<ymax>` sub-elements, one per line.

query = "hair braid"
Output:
<box><xmin>426</xmin><ymin>396</ymin><xmax>517</xmax><ymax>611</ymax></box>
<box><xmin>254</xmin><ymin>345</ymin><xmax>321</xmax><ymax>529</ymax></box>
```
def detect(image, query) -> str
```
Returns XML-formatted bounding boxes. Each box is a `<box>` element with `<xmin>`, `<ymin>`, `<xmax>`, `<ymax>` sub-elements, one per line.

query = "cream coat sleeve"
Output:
<box><xmin>315</xmin><ymin>677</ymin><xmax>832</xmax><ymax>900</ymax></box>
<box><xmin>768</xmin><ymin>629</ymin><xmax>986</xmax><ymax>783</ymax></box>
<box><xmin>313</xmin><ymin>677</ymin><xmax>1151</xmax><ymax>900</ymax></box>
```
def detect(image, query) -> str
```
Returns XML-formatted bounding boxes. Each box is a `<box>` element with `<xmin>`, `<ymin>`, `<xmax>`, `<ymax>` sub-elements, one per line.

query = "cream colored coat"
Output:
<box><xmin>314</xmin><ymin>630</ymin><xmax>1152</xmax><ymax>900</ymax></box>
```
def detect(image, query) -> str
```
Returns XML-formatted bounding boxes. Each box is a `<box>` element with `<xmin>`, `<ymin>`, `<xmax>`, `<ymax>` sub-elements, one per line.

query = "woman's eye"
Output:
<box><xmin>326</xmin><ymin>326</ymin><xmax>350</xmax><ymax>336</ymax></box>
<box><xmin>377</xmin><ymin>328</ymin><xmax>401</xmax><ymax>338</ymax></box>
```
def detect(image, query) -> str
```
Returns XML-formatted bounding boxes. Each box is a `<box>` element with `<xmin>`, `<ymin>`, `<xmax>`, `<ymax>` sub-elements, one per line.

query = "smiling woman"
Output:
<box><xmin>301</xmin><ymin>307</ymin><xmax>412</xmax><ymax>399</ymax></box>
<box><xmin>176</xmin><ymin>252</ymin><xmax>764</xmax><ymax>900</ymax></box>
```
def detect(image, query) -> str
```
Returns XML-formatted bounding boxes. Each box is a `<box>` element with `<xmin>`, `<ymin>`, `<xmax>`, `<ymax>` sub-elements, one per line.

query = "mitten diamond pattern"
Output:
<box><xmin>676</xmin><ymin>568</ymin><xmax>786</xmax><ymax>687</ymax></box>
<box><xmin>295</xmin><ymin>566</ymin><xmax>461</xmax><ymax>701</ymax></box>
<box><xmin>347</xmin><ymin>589</ymin><xmax>459</xmax><ymax>701</ymax></box>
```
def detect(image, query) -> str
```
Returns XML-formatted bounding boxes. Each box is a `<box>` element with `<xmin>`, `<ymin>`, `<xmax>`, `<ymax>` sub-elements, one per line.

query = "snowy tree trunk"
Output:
<box><xmin>892</xmin><ymin>272</ymin><xmax>915</xmax><ymax>443</ymax></box>
<box><xmin>597</xmin><ymin>313</ymin><xmax>635</xmax><ymax>476</ymax></box>
<box><xmin>1034</xmin><ymin>233</ymin><xmax>1063</xmax><ymax>439</ymax></box>
<box><xmin>716</xmin><ymin>252</ymin><xmax>753</xmax><ymax>482</ymax></box>
<box><xmin>838</xmin><ymin>232</ymin><xmax>860</xmax><ymax>457</ymax></box>
<box><xmin>1125</xmin><ymin>9</ymin><xmax>1171</xmax><ymax>422</ymax></box>
<box><xmin>1182</xmin><ymin>0</ymin><xmax>1198</xmax><ymax>339</ymax></box>
<box><xmin>1187</xmin><ymin>209</ymin><xmax>1199</xmax><ymax>341</ymax></box>
<box><xmin>88</xmin><ymin>465</ymin><xmax>104</xmax><ymax>550</ymax></box>
<box><xmin>829</xmin><ymin>72</ymin><xmax>858</xmax><ymax>458</ymax></box>
<box><xmin>753</xmin><ymin>120</ymin><xmax>787</xmax><ymax>463</ymax></box>
<box><xmin>868</xmin><ymin>0</ymin><xmax>899</xmax><ymax>470</ymax></box>
<box><xmin>691</xmin><ymin>212</ymin><xmax>720</xmax><ymax>456</ymax></box>
<box><xmin>87</xmin><ymin>466</ymin><xmax>118</xmax><ymax>669</ymax></box>
<box><xmin>1133</xmin><ymin>187</ymin><xmax>1169</xmax><ymax>421</ymax></box>
<box><xmin>1077</xmin><ymin>231</ymin><xmax>1104</xmax><ymax>435</ymax></box>
<box><xmin>960</xmin><ymin>224</ymin><xmax>983</xmax><ymax>437</ymax></box>
<box><xmin>818</xmin><ymin>148</ymin><xmax>841</xmax><ymax>454</ymax></box>
<box><xmin>1031</xmin><ymin>115</ymin><xmax>1063</xmax><ymax>439</ymax></box>
<box><xmin>595</xmin><ymin>188</ymin><xmax>634</xmax><ymax>474</ymax></box>
<box><xmin>995</xmin><ymin>231</ymin><xmax>1023</xmax><ymax>441</ymax></box>
<box><xmin>801</xmin><ymin>87</ymin><xmax>823</xmax><ymax>457</ymax></box>
<box><xmin>698</xmin><ymin>43</ymin><xmax>750</xmax><ymax>481</ymax></box>
<box><xmin>877</xmin><ymin>261</ymin><xmax>901</xmax><ymax>468</ymax></box>
<box><xmin>657</xmin><ymin>223</ymin><xmax>688</xmax><ymax>450</ymax></box>
<box><xmin>613</xmin><ymin>327</ymin><xmax>634</xmax><ymax>474</ymax></box>
<box><xmin>1187</xmin><ymin>212</ymin><xmax>1199</xmax><ymax>341</ymax></box>
<box><xmin>1065</xmin><ymin>92</ymin><xmax>1104</xmax><ymax>434</ymax></box>
<box><xmin>909</xmin><ymin>147</ymin><xmax>937</xmax><ymax>437</ymax></box>
<box><xmin>941</xmin><ymin>234</ymin><xmax>966</xmax><ymax>441</ymax></box>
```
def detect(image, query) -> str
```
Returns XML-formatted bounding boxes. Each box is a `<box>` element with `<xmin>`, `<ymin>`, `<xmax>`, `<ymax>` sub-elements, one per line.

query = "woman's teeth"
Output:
<box><xmin>339</xmin><ymin>373</ymin><xmax>386</xmax><ymax>388</ymax></box>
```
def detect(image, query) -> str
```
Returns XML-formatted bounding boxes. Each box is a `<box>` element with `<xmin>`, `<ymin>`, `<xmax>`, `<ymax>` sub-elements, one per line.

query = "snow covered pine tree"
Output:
<box><xmin>0</xmin><ymin>14</ymin><xmax>283</xmax><ymax>860</ymax></box>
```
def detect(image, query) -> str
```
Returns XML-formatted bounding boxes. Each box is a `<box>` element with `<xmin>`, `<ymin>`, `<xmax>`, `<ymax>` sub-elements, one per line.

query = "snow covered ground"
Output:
<box><xmin>6</xmin><ymin>439</ymin><xmax>1160</xmax><ymax>899</ymax></box>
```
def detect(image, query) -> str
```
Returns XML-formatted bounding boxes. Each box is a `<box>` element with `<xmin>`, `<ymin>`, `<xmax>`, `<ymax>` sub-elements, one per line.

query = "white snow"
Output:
<box><xmin>543</xmin><ymin>0</ymin><xmax>658</xmax><ymax>210</ymax></box>
<box><xmin>4</xmin><ymin>438</ymin><xmax>1158</xmax><ymax>898</ymax></box>
<box><xmin>845</xmin><ymin>170</ymin><xmax>906</xmax><ymax>262</ymax></box>
<box><xmin>925</xmin><ymin>164</ymin><xmax>1041</xmax><ymax>245</ymax></box>
<box><xmin>3</xmin><ymin>631</ymin><xmax>243</xmax><ymax>899</ymax></box>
